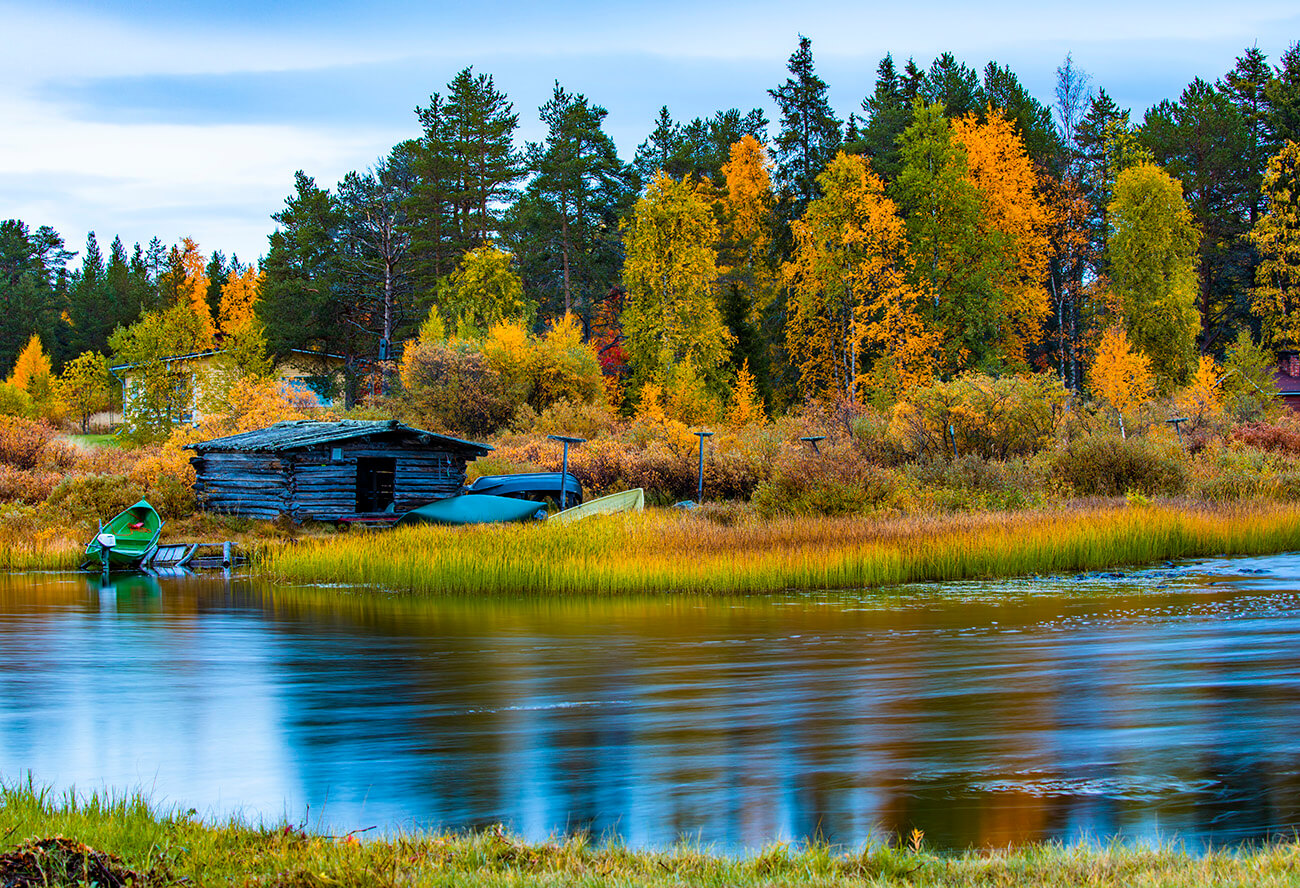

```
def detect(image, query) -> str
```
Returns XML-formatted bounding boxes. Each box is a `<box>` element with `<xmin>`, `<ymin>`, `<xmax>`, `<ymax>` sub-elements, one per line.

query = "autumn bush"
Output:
<box><xmin>0</xmin><ymin>416</ymin><xmax>59</xmax><ymax>469</ymax></box>
<box><xmin>45</xmin><ymin>475</ymin><xmax>146</xmax><ymax>527</ymax></box>
<box><xmin>890</xmin><ymin>373</ymin><xmax>1068</xmax><ymax>460</ymax></box>
<box><xmin>0</xmin><ymin>383</ymin><xmax>32</xmax><ymax>418</ymax></box>
<box><xmin>751</xmin><ymin>443</ymin><xmax>898</xmax><ymax>518</ymax></box>
<box><xmin>1189</xmin><ymin>443</ymin><xmax>1300</xmax><ymax>502</ymax></box>
<box><xmin>0</xmin><ymin>465</ymin><xmax>61</xmax><ymax>504</ymax></box>
<box><xmin>1047</xmin><ymin>434</ymin><xmax>1188</xmax><ymax>496</ymax></box>
<box><xmin>899</xmin><ymin>454</ymin><xmax>1044</xmax><ymax>512</ymax></box>
<box><xmin>399</xmin><ymin>339</ymin><xmax>516</xmax><ymax>436</ymax></box>
<box><xmin>1233</xmin><ymin>420</ymin><xmax>1300</xmax><ymax>456</ymax></box>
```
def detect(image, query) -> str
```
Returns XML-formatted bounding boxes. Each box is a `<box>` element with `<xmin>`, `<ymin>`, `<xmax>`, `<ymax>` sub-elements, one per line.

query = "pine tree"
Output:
<box><xmin>1224</xmin><ymin>46</ymin><xmax>1281</xmax><ymax>226</ymax></box>
<box><xmin>505</xmin><ymin>82</ymin><xmax>636</xmax><ymax>324</ymax></box>
<box><xmin>1142</xmin><ymin>77</ymin><xmax>1252</xmax><ymax>351</ymax></box>
<box><xmin>633</xmin><ymin>106</ymin><xmax>690</xmax><ymax>182</ymax></box>
<box><xmin>260</xmin><ymin>171</ymin><xmax>355</xmax><ymax>378</ymax></box>
<box><xmin>444</xmin><ymin>67</ymin><xmax>522</xmax><ymax>246</ymax></box>
<box><xmin>921</xmin><ymin>53</ymin><xmax>983</xmax><ymax>118</ymax></box>
<box><xmin>1268</xmin><ymin>42</ymin><xmax>1300</xmax><ymax>144</ymax></box>
<box><xmin>337</xmin><ymin>143</ymin><xmax>417</xmax><ymax>363</ymax></box>
<box><xmin>408</xmin><ymin>92</ymin><xmax>457</xmax><ymax>292</ymax></box>
<box><xmin>981</xmin><ymin>61</ymin><xmax>1062</xmax><ymax>169</ymax></box>
<box><xmin>67</xmin><ymin>231</ymin><xmax>107</xmax><ymax>355</ymax></box>
<box><xmin>768</xmin><ymin>35</ymin><xmax>842</xmax><ymax>214</ymax></box>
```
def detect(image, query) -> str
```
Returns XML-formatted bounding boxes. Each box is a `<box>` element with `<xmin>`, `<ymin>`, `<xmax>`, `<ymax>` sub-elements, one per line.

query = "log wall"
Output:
<box><xmin>192</xmin><ymin>438</ymin><xmax>473</xmax><ymax>522</ymax></box>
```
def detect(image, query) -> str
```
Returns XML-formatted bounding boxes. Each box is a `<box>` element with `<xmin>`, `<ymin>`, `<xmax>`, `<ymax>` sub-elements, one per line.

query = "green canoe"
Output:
<box><xmin>396</xmin><ymin>494</ymin><xmax>546</xmax><ymax>527</ymax></box>
<box><xmin>549</xmin><ymin>488</ymin><xmax>645</xmax><ymax>525</ymax></box>
<box><xmin>84</xmin><ymin>499</ymin><xmax>163</xmax><ymax>569</ymax></box>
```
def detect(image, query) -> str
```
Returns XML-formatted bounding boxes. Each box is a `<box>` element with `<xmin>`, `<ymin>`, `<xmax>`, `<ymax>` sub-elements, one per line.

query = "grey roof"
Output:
<box><xmin>186</xmin><ymin>420</ymin><xmax>492</xmax><ymax>455</ymax></box>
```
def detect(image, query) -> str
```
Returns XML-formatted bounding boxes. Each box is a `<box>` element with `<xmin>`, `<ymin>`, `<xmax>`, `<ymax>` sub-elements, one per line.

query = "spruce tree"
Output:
<box><xmin>1268</xmin><ymin>41</ymin><xmax>1300</xmax><ymax>144</ymax></box>
<box><xmin>859</xmin><ymin>54</ymin><xmax>911</xmax><ymax>180</ymax></box>
<box><xmin>768</xmin><ymin>35</ymin><xmax>842</xmax><ymax>214</ymax></box>
<box><xmin>921</xmin><ymin>53</ymin><xmax>983</xmax><ymax>118</ymax></box>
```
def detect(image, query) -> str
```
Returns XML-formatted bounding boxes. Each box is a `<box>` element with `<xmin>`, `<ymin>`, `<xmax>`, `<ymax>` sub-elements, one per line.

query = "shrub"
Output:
<box><xmin>399</xmin><ymin>339</ymin><xmax>516</xmax><ymax>436</ymax></box>
<box><xmin>891</xmin><ymin>373</ymin><xmax>1068</xmax><ymax>460</ymax></box>
<box><xmin>0</xmin><ymin>383</ymin><xmax>32</xmax><ymax>418</ymax></box>
<box><xmin>751</xmin><ymin>445</ymin><xmax>898</xmax><ymax>518</ymax></box>
<box><xmin>900</xmin><ymin>454</ymin><xmax>1043</xmax><ymax>512</ymax></box>
<box><xmin>528</xmin><ymin>399</ymin><xmax>621</xmax><ymax>439</ymax></box>
<box><xmin>1047</xmin><ymin>435</ymin><xmax>1188</xmax><ymax>496</ymax></box>
<box><xmin>0</xmin><ymin>416</ymin><xmax>58</xmax><ymax>469</ymax></box>
<box><xmin>45</xmin><ymin>474</ymin><xmax>145</xmax><ymax>526</ymax></box>
<box><xmin>1233</xmin><ymin>421</ymin><xmax>1300</xmax><ymax>456</ymax></box>
<box><xmin>0</xmin><ymin>466</ymin><xmax>60</xmax><ymax>504</ymax></box>
<box><xmin>128</xmin><ymin>443</ymin><xmax>197</xmax><ymax>517</ymax></box>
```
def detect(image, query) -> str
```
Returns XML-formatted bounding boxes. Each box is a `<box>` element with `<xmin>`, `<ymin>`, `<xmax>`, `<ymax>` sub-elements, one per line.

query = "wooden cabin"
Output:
<box><xmin>187</xmin><ymin>420</ymin><xmax>492</xmax><ymax>522</ymax></box>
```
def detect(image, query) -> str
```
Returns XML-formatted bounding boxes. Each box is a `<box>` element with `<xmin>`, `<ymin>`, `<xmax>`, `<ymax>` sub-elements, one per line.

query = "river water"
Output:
<box><xmin>1</xmin><ymin>555</ymin><xmax>1299</xmax><ymax>851</ymax></box>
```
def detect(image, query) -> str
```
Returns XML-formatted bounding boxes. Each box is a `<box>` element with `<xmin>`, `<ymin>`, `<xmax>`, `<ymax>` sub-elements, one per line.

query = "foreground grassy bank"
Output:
<box><xmin>3</xmin><ymin>784</ymin><xmax>1300</xmax><ymax>888</ymax></box>
<box><xmin>262</xmin><ymin>502</ymin><xmax>1300</xmax><ymax>596</ymax></box>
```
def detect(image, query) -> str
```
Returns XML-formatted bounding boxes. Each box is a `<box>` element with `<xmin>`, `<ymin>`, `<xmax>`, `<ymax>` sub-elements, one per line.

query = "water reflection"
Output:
<box><xmin>1</xmin><ymin>557</ymin><xmax>1299</xmax><ymax>850</ymax></box>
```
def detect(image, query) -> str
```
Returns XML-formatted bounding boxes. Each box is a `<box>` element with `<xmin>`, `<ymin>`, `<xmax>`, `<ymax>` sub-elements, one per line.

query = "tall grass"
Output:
<box><xmin>2</xmin><ymin>780</ymin><xmax>1300</xmax><ymax>887</ymax></box>
<box><xmin>261</xmin><ymin>503</ymin><xmax>1300</xmax><ymax>596</ymax></box>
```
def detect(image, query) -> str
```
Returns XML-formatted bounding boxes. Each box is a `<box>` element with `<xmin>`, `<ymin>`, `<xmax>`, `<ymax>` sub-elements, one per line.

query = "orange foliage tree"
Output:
<box><xmin>785</xmin><ymin>152</ymin><xmax>939</xmax><ymax>405</ymax></box>
<box><xmin>952</xmin><ymin>109</ymin><xmax>1054</xmax><ymax>368</ymax></box>
<box><xmin>1088</xmin><ymin>325</ymin><xmax>1154</xmax><ymax>438</ymax></box>
<box><xmin>162</xmin><ymin>238</ymin><xmax>216</xmax><ymax>349</ymax></box>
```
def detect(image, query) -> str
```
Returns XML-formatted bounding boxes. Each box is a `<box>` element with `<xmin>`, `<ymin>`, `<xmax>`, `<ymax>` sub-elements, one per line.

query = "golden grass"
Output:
<box><xmin>260</xmin><ymin>503</ymin><xmax>1300</xmax><ymax>596</ymax></box>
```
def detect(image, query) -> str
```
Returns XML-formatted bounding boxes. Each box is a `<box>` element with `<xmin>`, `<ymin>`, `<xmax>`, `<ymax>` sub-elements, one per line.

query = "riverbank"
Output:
<box><xmin>259</xmin><ymin>502</ymin><xmax>1300</xmax><ymax>596</ymax></box>
<box><xmin>1</xmin><ymin>783</ymin><xmax>1298</xmax><ymax>887</ymax></box>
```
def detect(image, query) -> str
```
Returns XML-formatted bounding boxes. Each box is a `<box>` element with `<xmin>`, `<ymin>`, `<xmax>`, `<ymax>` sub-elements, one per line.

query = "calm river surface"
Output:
<box><xmin>2</xmin><ymin>556</ymin><xmax>1300</xmax><ymax>851</ymax></box>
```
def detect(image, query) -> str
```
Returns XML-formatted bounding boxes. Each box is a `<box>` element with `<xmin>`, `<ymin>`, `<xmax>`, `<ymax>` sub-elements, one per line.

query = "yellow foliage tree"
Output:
<box><xmin>725</xmin><ymin>359</ymin><xmax>765</xmax><ymax>427</ymax></box>
<box><xmin>217</xmin><ymin>267</ymin><xmax>271</xmax><ymax>378</ymax></box>
<box><xmin>437</xmin><ymin>246</ymin><xmax>532</xmax><ymax>337</ymax></box>
<box><xmin>718</xmin><ymin>135</ymin><xmax>778</xmax><ymax>324</ymax></box>
<box><xmin>56</xmin><ymin>350</ymin><xmax>110</xmax><ymax>433</ymax></box>
<box><xmin>218</xmin><ymin>267</ymin><xmax>261</xmax><ymax>336</ymax></box>
<box><xmin>1088</xmin><ymin>325</ymin><xmax>1155</xmax><ymax>438</ymax></box>
<box><xmin>1175</xmin><ymin>354</ymin><xmax>1224</xmax><ymax>426</ymax></box>
<box><xmin>952</xmin><ymin>109</ymin><xmax>1054</xmax><ymax>367</ymax></box>
<box><xmin>9</xmin><ymin>334</ymin><xmax>51</xmax><ymax>395</ymax></box>
<box><xmin>622</xmin><ymin>172</ymin><xmax>733</xmax><ymax>389</ymax></box>
<box><xmin>1251</xmin><ymin>141</ymin><xmax>1300</xmax><ymax>350</ymax></box>
<box><xmin>785</xmin><ymin>152</ymin><xmax>940</xmax><ymax>404</ymax></box>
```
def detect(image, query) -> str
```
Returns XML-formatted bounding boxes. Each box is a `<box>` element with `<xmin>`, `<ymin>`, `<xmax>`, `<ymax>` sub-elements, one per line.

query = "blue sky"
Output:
<box><xmin>2</xmin><ymin>0</ymin><xmax>1298</xmax><ymax>266</ymax></box>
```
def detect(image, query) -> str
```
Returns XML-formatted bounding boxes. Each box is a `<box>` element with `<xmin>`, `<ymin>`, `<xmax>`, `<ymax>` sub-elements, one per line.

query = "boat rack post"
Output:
<box><xmin>547</xmin><ymin>435</ymin><xmax>586</xmax><ymax>510</ymax></box>
<box><xmin>694</xmin><ymin>430</ymin><xmax>714</xmax><ymax>505</ymax></box>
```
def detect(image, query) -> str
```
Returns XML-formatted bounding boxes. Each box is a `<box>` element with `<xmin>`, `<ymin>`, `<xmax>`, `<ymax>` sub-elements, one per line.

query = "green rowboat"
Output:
<box><xmin>396</xmin><ymin>494</ymin><xmax>546</xmax><ymax>526</ymax></box>
<box><xmin>548</xmin><ymin>488</ymin><xmax>645</xmax><ymax>525</ymax></box>
<box><xmin>84</xmin><ymin>499</ymin><xmax>163</xmax><ymax>569</ymax></box>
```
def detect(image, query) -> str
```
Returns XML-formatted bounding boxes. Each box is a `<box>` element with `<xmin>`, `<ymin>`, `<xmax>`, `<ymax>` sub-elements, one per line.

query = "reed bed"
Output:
<box><xmin>2</xmin><ymin>780</ymin><xmax>1300</xmax><ymax>887</ymax></box>
<box><xmin>261</xmin><ymin>503</ymin><xmax>1300</xmax><ymax>596</ymax></box>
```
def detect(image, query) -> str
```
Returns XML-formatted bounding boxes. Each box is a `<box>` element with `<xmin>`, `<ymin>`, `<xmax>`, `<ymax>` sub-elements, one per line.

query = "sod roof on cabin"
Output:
<box><xmin>186</xmin><ymin>420</ymin><xmax>493</xmax><ymax>455</ymax></box>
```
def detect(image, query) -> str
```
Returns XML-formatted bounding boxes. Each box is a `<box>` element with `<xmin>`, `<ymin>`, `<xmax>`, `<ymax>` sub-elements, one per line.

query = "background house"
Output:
<box><xmin>110</xmin><ymin>349</ymin><xmax>345</xmax><ymax>426</ymax></box>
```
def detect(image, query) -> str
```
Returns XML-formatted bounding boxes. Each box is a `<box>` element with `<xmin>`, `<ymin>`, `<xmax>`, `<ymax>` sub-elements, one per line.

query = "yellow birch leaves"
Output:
<box><xmin>785</xmin><ymin>152</ymin><xmax>938</xmax><ymax>404</ymax></box>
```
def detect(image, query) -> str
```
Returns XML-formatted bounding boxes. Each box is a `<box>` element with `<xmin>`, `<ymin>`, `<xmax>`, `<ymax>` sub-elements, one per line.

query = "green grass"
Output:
<box><xmin>0</xmin><ymin>781</ymin><xmax>1298</xmax><ymax>886</ymax></box>
<box><xmin>260</xmin><ymin>502</ymin><xmax>1300</xmax><ymax>596</ymax></box>
<box><xmin>64</xmin><ymin>433</ymin><xmax>121</xmax><ymax>449</ymax></box>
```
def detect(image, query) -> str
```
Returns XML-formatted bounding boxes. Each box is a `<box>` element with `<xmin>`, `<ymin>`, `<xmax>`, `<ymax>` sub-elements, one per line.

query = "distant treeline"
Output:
<box><xmin>3</xmin><ymin>37</ymin><xmax>1300</xmax><ymax>411</ymax></box>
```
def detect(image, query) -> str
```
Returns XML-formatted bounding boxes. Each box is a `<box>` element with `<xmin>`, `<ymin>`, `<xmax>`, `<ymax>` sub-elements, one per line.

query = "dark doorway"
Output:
<box><xmin>356</xmin><ymin>458</ymin><xmax>396</xmax><ymax>512</ymax></box>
